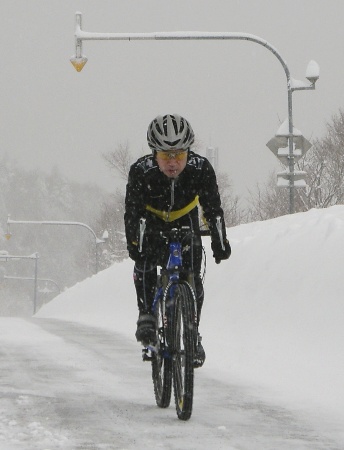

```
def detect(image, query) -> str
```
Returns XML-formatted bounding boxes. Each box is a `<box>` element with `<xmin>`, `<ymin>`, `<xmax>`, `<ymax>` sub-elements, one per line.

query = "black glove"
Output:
<box><xmin>211</xmin><ymin>239</ymin><xmax>231</xmax><ymax>264</ymax></box>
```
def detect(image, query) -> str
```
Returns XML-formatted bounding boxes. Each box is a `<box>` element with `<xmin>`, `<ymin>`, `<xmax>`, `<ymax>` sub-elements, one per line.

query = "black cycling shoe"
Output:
<box><xmin>194</xmin><ymin>334</ymin><xmax>206</xmax><ymax>368</ymax></box>
<box><xmin>135</xmin><ymin>313</ymin><xmax>156</xmax><ymax>345</ymax></box>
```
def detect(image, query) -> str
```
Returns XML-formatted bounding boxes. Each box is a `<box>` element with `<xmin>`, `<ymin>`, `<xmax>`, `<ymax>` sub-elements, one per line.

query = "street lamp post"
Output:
<box><xmin>70</xmin><ymin>12</ymin><xmax>319</xmax><ymax>214</ymax></box>
<box><xmin>0</xmin><ymin>252</ymin><xmax>39</xmax><ymax>314</ymax></box>
<box><xmin>6</xmin><ymin>216</ymin><xmax>107</xmax><ymax>273</ymax></box>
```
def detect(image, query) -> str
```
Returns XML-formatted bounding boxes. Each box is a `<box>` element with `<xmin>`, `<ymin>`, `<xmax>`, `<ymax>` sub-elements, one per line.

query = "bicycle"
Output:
<box><xmin>139</xmin><ymin>218</ymin><xmax>224</xmax><ymax>420</ymax></box>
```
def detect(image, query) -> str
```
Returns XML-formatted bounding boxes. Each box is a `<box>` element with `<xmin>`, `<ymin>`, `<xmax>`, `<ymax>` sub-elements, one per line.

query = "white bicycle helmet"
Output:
<box><xmin>147</xmin><ymin>114</ymin><xmax>195</xmax><ymax>152</ymax></box>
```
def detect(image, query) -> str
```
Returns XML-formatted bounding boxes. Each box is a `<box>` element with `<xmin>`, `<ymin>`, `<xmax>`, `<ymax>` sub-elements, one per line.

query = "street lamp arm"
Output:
<box><xmin>0</xmin><ymin>254</ymin><xmax>39</xmax><ymax>261</ymax></box>
<box><xmin>4</xmin><ymin>276</ymin><xmax>61</xmax><ymax>293</ymax></box>
<box><xmin>290</xmin><ymin>78</ymin><xmax>316</xmax><ymax>91</ymax></box>
<box><xmin>74</xmin><ymin>17</ymin><xmax>291</xmax><ymax>82</ymax></box>
<box><xmin>7</xmin><ymin>217</ymin><xmax>103</xmax><ymax>243</ymax></box>
<box><xmin>73</xmin><ymin>13</ymin><xmax>296</xmax><ymax>139</ymax></box>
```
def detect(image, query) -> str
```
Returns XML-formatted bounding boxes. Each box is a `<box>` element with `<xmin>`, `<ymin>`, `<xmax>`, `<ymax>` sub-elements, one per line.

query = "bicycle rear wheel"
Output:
<box><xmin>151</xmin><ymin>296</ymin><xmax>172</xmax><ymax>408</ymax></box>
<box><xmin>172</xmin><ymin>283</ymin><xmax>196</xmax><ymax>421</ymax></box>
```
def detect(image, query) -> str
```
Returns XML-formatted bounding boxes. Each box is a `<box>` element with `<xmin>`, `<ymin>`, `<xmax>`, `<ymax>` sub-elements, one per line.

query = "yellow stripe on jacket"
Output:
<box><xmin>145</xmin><ymin>195</ymin><xmax>199</xmax><ymax>223</ymax></box>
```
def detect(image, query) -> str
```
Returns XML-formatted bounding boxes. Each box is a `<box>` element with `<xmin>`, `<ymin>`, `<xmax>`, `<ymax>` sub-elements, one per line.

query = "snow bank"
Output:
<box><xmin>37</xmin><ymin>206</ymin><xmax>344</xmax><ymax>421</ymax></box>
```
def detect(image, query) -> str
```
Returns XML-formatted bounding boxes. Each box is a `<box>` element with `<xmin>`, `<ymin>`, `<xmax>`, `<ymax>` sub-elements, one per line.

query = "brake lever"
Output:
<box><xmin>216</xmin><ymin>216</ymin><xmax>225</xmax><ymax>250</ymax></box>
<box><xmin>138</xmin><ymin>218</ymin><xmax>146</xmax><ymax>253</ymax></box>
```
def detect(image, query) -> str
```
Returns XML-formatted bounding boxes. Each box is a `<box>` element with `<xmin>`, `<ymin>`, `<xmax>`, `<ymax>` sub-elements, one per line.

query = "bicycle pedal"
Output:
<box><xmin>142</xmin><ymin>346</ymin><xmax>157</xmax><ymax>361</ymax></box>
<box><xmin>193</xmin><ymin>358</ymin><xmax>205</xmax><ymax>368</ymax></box>
<box><xmin>142</xmin><ymin>349</ymin><xmax>153</xmax><ymax>361</ymax></box>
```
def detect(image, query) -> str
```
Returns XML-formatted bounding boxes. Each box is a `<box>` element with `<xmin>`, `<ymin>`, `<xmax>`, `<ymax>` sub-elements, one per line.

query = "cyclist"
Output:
<box><xmin>124</xmin><ymin>114</ymin><xmax>231</xmax><ymax>365</ymax></box>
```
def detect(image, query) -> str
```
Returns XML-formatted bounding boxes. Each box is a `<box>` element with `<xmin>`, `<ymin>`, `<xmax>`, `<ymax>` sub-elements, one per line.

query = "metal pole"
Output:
<box><xmin>0</xmin><ymin>254</ymin><xmax>39</xmax><ymax>261</ymax></box>
<box><xmin>75</xmin><ymin>12</ymin><xmax>83</xmax><ymax>58</ymax></box>
<box><xmin>288</xmin><ymin>88</ymin><xmax>295</xmax><ymax>214</ymax></box>
<box><xmin>73</xmin><ymin>15</ymin><xmax>297</xmax><ymax>212</ymax></box>
<box><xmin>33</xmin><ymin>253</ymin><xmax>39</xmax><ymax>314</ymax></box>
<box><xmin>96</xmin><ymin>241</ymin><xmax>99</xmax><ymax>273</ymax></box>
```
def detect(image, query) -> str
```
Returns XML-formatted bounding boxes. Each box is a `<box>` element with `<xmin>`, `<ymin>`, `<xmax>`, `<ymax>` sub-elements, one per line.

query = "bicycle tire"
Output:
<box><xmin>172</xmin><ymin>282</ymin><xmax>196</xmax><ymax>421</ymax></box>
<box><xmin>151</xmin><ymin>295</ymin><xmax>172</xmax><ymax>408</ymax></box>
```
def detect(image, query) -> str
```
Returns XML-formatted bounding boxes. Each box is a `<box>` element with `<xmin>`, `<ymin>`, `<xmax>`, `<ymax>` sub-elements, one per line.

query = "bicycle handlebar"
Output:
<box><xmin>139</xmin><ymin>219</ymin><xmax>210</xmax><ymax>245</ymax></box>
<box><xmin>138</xmin><ymin>216</ymin><xmax>224</xmax><ymax>257</ymax></box>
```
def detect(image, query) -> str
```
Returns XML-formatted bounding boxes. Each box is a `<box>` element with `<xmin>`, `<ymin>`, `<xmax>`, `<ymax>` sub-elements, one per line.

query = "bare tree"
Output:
<box><xmin>216</xmin><ymin>172</ymin><xmax>243</xmax><ymax>226</ymax></box>
<box><xmin>0</xmin><ymin>157</ymin><xmax>110</xmax><ymax>312</ymax></box>
<box><xmin>103</xmin><ymin>141</ymin><xmax>133</xmax><ymax>181</ymax></box>
<box><xmin>248</xmin><ymin>108</ymin><xmax>344</xmax><ymax>220</ymax></box>
<box><xmin>100</xmin><ymin>143</ymin><xmax>134</xmax><ymax>263</ymax></box>
<box><xmin>298</xmin><ymin>109</ymin><xmax>344</xmax><ymax>209</ymax></box>
<box><xmin>247</xmin><ymin>172</ymin><xmax>290</xmax><ymax>221</ymax></box>
<box><xmin>97</xmin><ymin>189</ymin><xmax>127</xmax><ymax>266</ymax></box>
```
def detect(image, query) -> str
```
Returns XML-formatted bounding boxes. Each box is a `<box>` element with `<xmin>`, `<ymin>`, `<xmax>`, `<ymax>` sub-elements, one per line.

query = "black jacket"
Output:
<box><xmin>124</xmin><ymin>151</ymin><xmax>227</xmax><ymax>252</ymax></box>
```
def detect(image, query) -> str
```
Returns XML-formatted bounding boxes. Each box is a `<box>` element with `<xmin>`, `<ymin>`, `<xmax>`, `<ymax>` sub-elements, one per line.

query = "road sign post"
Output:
<box><xmin>267</xmin><ymin>119</ymin><xmax>312</xmax><ymax>213</ymax></box>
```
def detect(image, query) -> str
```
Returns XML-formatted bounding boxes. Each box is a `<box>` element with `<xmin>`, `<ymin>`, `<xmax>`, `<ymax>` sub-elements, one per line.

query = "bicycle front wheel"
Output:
<box><xmin>151</xmin><ymin>295</ymin><xmax>172</xmax><ymax>408</ymax></box>
<box><xmin>172</xmin><ymin>283</ymin><xmax>196</xmax><ymax>421</ymax></box>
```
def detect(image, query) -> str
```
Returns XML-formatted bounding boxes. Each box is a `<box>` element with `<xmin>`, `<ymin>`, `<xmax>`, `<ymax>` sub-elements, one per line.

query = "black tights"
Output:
<box><xmin>133</xmin><ymin>237</ymin><xmax>204</xmax><ymax>325</ymax></box>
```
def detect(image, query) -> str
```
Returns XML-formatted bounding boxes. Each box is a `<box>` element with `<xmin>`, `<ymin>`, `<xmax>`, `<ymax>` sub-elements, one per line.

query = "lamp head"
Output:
<box><xmin>305</xmin><ymin>60</ymin><xmax>320</xmax><ymax>85</ymax></box>
<box><xmin>70</xmin><ymin>55</ymin><xmax>88</xmax><ymax>72</ymax></box>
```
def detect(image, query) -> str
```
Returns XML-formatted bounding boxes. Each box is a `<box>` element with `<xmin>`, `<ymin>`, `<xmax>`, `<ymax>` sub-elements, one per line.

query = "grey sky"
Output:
<box><xmin>1</xmin><ymin>0</ymin><xmax>343</xmax><ymax>199</ymax></box>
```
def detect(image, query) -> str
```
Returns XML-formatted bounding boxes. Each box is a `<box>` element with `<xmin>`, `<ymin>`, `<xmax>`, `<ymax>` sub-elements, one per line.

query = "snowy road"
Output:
<box><xmin>0</xmin><ymin>318</ymin><xmax>341</xmax><ymax>450</ymax></box>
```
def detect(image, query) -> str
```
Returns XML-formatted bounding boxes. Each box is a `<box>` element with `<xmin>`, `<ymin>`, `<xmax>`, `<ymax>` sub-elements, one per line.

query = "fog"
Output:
<box><xmin>1</xmin><ymin>0</ymin><xmax>343</xmax><ymax>198</ymax></box>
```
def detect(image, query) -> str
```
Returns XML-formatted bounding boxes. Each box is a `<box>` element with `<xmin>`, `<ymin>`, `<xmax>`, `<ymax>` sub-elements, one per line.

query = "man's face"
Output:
<box><xmin>155</xmin><ymin>150</ymin><xmax>188</xmax><ymax>178</ymax></box>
